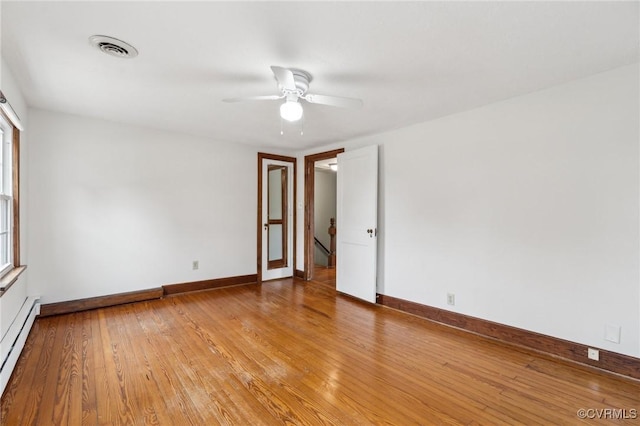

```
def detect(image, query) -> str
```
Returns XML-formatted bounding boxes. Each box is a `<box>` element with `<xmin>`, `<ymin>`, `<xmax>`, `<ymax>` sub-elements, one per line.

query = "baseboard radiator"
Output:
<box><xmin>0</xmin><ymin>295</ymin><xmax>40</xmax><ymax>396</ymax></box>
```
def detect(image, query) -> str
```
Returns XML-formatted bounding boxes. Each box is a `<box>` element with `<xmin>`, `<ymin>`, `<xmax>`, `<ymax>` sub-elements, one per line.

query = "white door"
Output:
<box><xmin>336</xmin><ymin>145</ymin><xmax>378</xmax><ymax>302</ymax></box>
<box><xmin>262</xmin><ymin>158</ymin><xmax>294</xmax><ymax>281</ymax></box>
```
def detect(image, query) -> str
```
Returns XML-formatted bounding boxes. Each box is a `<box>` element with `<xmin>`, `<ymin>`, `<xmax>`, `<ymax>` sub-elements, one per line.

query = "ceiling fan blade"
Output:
<box><xmin>303</xmin><ymin>93</ymin><xmax>363</xmax><ymax>109</ymax></box>
<box><xmin>222</xmin><ymin>95</ymin><xmax>284</xmax><ymax>103</ymax></box>
<box><xmin>270</xmin><ymin>66</ymin><xmax>297</xmax><ymax>91</ymax></box>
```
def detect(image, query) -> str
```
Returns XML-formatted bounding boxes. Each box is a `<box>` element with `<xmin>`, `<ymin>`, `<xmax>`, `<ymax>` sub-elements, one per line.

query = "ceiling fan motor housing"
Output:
<box><xmin>289</xmin><ymin>69</ymin><xmax>312</xmax><ymax>95</ymax></box>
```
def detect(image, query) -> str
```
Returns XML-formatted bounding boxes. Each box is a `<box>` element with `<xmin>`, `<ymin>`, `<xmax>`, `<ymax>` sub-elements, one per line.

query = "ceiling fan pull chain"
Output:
<box><xmin>280</xmin><ymin>116</ymin><xmax>284</xmax><ymax>135</ymax></box>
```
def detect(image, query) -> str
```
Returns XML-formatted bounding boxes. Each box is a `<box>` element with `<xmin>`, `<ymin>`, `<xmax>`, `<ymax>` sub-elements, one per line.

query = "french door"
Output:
<box><xmin>258</xmin><ymin>153</ymin><xmax>296</xmax><ymax>281</ymax></box>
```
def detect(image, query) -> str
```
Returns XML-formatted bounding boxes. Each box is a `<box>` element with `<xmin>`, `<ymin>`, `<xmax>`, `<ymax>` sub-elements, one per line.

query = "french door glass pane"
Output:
<box><xmin>268</xmin><ymin>168</ymin><xmax>283</xmax><ymax>220</ymax></box>
<box><xmin>268</xmin><ymin>224</ymin><xmax>283</xmax><ymax>261</ymax></box>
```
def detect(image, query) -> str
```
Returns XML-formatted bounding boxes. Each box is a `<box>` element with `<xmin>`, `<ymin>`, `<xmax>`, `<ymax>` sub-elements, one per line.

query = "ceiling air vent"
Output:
<box><xmin>89</xmin><ymin>35</ymin><xmax>138</xmax><ymax>59</ymax></box>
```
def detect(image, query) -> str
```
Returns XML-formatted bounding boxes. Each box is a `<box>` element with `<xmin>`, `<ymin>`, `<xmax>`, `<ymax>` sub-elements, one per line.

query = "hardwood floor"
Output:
<box><xmin>311</xmin><ymin>264</ymin><xmax>335</xmax><ymax>288</ymax></box>
<box><xmin>2</xmin><ymin>277</ymin><xmax>639</xmax><ymax>425</ymax></box>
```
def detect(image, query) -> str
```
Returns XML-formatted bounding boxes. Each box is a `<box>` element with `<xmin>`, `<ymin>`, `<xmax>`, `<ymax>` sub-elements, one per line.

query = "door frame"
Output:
<box><xmin>303</xmin><ymin>148</ymin><xmax>344</xmax><ymax>281</ymax></box>
<box><xmin>257</xmin><ymin>152</ymin><xmax>297</xmax><ymax>283</ymax></box>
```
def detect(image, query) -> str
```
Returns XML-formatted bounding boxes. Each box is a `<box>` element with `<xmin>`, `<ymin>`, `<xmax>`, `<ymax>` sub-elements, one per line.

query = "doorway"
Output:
<box><xmin>304</xmin><ymin>148</ymin><xmax>344</xmax><ymax>281</ymax></box>
<box><xmin>258</xmin><ymin>153</ymin><xmax>296</xmax><ymax>282</ymax></box>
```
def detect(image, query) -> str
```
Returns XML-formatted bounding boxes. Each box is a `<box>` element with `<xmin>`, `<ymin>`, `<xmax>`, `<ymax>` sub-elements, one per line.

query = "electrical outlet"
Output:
<box><xmin>192</xmin><ymin>260</ymin><xmax>199</xmax><ymax>270</ymax></box>
<box><xmin>587</xmin><ymin>348</ymin><xmax>599</xmax><ymax>361</ymax></box>
<box><xmin>447</xmin><ymin>293</ymin><xmax>455</xmax><ymax>306</ymax></box>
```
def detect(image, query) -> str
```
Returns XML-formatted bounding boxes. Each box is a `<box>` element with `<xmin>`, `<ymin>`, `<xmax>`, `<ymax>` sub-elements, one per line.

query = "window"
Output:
<box><xmin>0</xmin><ymin>113</ymin><xmax>14</xmax><ymax>275</ymax></box>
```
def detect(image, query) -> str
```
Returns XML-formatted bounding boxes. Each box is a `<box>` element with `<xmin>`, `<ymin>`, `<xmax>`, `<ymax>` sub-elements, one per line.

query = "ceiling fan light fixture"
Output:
<box><xmin>280</xmin><ymin>100</ymin><xmax>303</xmax><ymax>122</ymax></box>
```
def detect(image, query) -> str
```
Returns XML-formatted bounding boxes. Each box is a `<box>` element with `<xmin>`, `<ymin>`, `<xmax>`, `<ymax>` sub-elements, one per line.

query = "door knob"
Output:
<box><xmin>264</xmin><ymin>223</ymin><xmax>269</xmax><ymax>230</ymax></box>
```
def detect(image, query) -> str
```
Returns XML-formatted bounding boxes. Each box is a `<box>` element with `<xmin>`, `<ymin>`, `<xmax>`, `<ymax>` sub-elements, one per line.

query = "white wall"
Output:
<box><xmin>314</xmin><ymin>168</ymin><xmax>336</xmax><ymax>266</ymax></box>
<box><xmin>27</xmin><ymin>109</ymin><xmax>257</xmax><ymax>304</ymax></box>
<box><xmin>382</xmin><ymin>64</ymin><xmax>639</xmax><ymax>357</ymax></box>
<box><xmin>297</xmin><ymin>64</ymin><xmax>640</xmax><ymax>358</ymax></box>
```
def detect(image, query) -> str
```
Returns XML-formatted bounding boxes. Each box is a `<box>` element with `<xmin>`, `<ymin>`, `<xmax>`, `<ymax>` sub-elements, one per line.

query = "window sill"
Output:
<box><xmin>0</xmin><ymin>265</ymin><xmax>27</xmax><ymax>297</ymax></box>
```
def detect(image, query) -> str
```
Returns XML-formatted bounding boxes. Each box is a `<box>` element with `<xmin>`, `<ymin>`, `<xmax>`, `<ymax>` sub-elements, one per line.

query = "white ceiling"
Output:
<box><xmin>2</xmin><ymin>1</ymin><xmax>638</xmax><ymax>151</ymax></box>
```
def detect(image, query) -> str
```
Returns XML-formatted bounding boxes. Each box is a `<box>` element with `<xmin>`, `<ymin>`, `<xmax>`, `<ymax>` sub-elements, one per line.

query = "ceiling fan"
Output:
<box><xmin>223</xmin><ymin>66</ymin><xmax>363</xmax><ymax>122</ymax></box>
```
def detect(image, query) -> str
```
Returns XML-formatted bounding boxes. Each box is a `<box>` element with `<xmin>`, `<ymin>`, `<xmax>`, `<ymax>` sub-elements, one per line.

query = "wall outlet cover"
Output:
<box><xmin>604</xmin><ymin>324</ymin><xmax>621</xmax><ymax>344</ymax></box>
<box><xmin>587</xmin><ymin>348</ymin><xmax>599</xmax><ymax>361</ymax></box>
<box><xmin>447</xmin><ymin>293</ymin><xmax>455</xmax><ymax>306</ymax></box>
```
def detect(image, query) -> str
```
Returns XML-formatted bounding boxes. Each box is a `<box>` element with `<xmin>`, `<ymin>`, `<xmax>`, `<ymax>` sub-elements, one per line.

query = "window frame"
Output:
<box><xmin>0</xmin><ymin>108</ymin><xmax>21</xmax><ymax>278</ymax></box>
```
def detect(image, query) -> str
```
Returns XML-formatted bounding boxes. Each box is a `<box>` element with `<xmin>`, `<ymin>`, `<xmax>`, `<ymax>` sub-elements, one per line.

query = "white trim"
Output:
<box><xmin>261</xmin><ymin>158</ymin><xmax>295</xmax><ymax>281</ymax></box>
<box><xmin>0</xmin><ymin>118</ymin><xmax>12</xmax><ymax>269</ymax></box>
<box><xmin>0</xmin><ymin>91</ymin><xmax>23</xmax><ymax>131</ymax></box>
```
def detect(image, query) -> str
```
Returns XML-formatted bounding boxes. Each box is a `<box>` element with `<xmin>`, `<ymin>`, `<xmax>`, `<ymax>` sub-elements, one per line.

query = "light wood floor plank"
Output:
<box><xmin>81</xmin><ymin>310</ymin><xmax>98</xmax><ymax>426</ymax></box>
<box><xmin>1</xmin><ymin>318</ymin><xmax>50</xmax><ymax>424</ymax></box>
<box><xmin>2</xmin><ymin>274</ymin><xmax>640</xmax><ymax>425</ymax></box>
